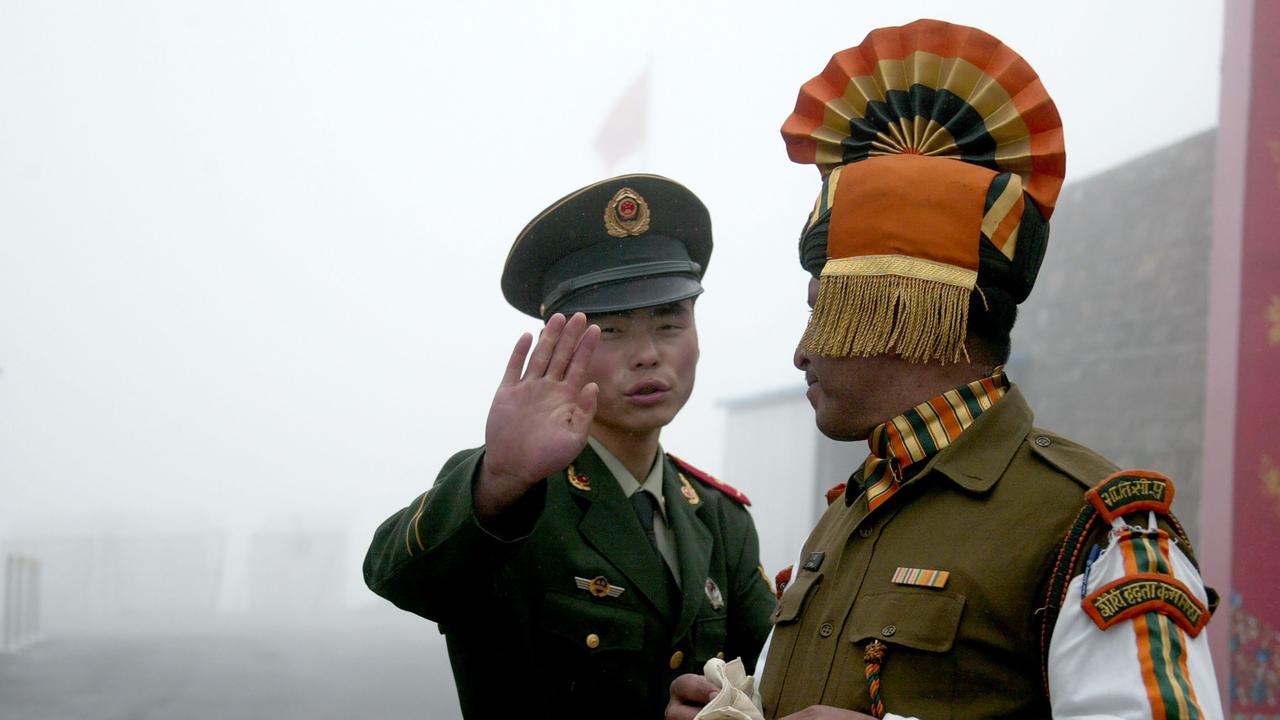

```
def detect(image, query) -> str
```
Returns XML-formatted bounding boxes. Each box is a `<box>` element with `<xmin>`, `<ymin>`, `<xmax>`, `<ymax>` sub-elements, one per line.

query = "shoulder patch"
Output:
<box><xmin>668</xmin><ymin>454</ymin><xmax>751</xmax><ymax>506</ymax></box>
<box><xmin>1086</xmin><ymin>469</ymin><xmax>1175</xmax><ymax>524</ymax></box>
<box><xmin>1083</xmin><ymin>571</ymin><xmax>1209</xmax><ymax>637</ymax></box>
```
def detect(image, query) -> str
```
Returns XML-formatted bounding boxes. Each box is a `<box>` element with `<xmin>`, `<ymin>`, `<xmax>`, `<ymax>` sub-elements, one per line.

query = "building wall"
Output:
<box><xmin>722</xmin><ymin>391</ymin><xmax>821</xmax><ymax>578</ymax></box>
<box><xmin>1013</xmin><ymin>130</ymin><xmax>1215</xmax><ymax>542</ymax></box>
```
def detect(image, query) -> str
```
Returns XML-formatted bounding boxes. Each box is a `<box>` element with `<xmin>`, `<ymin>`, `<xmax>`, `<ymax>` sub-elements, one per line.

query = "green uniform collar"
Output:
<box><xmin>586</xmin><ymin>435</ymin><xmax>667</xmax><ymax>519</ymax></box>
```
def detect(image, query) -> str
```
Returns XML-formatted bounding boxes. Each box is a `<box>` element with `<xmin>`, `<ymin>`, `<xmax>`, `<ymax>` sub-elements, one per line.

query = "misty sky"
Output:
<box><xmin>1</xmin><ymin>1</ymin><xmax>1225</xmax><ymax>590</ymax></box>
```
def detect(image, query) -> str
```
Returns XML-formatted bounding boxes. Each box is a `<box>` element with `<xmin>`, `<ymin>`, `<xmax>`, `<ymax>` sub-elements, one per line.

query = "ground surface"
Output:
<box><xmin>0</xmin><ymin>609</ymin><xmax>461</xmax><ymax>720</ymax></box>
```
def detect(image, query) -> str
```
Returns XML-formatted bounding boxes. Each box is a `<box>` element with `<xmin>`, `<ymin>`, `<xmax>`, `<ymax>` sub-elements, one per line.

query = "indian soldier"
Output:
<box><xmin>669</xmin><ymin>19</ymin><xmax>1222</xmax><ymax>720</ymax></box>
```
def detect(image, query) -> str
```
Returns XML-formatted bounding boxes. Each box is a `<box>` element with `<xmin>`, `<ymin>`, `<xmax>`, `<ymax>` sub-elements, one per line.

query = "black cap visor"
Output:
<box><xmin>547</xmin><ymin>274</ymin><xmax>703</xmax><ymax>317</ymax></box>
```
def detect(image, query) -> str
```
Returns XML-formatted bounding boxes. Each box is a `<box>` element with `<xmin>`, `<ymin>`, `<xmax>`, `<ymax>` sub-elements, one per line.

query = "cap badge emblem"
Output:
<box><xmin>604</xmin><ymin>187</ymin><xmax>651</xmax><ymax>237</ymax></box>
<box><xmin>576</xmin><ymin>575</ymin><xmax>625</xmax><ymax>598</ymax></box>
<box><xmin>567</xmin><ymin>464</ymin><xmax>591</xmax><ymax>491</ymax></box>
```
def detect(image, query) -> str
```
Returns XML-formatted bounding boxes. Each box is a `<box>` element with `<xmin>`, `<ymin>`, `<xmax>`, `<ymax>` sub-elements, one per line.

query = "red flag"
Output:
<box><xmin>593</xmin><ymin>69</ymin><xmax>649</xmax><ymax>171</ymax></box>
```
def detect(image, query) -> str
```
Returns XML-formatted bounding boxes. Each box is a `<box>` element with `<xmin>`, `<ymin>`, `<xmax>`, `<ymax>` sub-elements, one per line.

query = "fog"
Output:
<box><xmin>0</xmin><ymin>1</ymin><xmax>1224</xmax><ymax>717</ymax></box>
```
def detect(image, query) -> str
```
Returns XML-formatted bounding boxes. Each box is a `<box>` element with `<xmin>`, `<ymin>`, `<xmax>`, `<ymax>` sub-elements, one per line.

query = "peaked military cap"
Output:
<box><xmin>502</xmin><ymin>174</ymin><xmax>712</xmax><ymax>319</ymax></box>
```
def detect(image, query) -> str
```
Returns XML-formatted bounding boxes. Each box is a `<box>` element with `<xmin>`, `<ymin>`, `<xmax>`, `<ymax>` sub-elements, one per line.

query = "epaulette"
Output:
<box><xmin>1027</xmin><ymin>429</ymin><xmax>1119</xmax><ymax>491</ymax></box>
<box><xmin>1038</xmin><ymin>469</ymin><xmax>1197</xmax><ymax>693</ymax></box>
<box><xmin>668</xmin><ymin>454</ymin><xmax>751</xmax><ymax>506</ymax></box>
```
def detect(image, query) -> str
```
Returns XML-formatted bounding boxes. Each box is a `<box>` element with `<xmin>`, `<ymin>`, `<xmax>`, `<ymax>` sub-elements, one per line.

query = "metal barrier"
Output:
<box><xmin>2</xmin><ymin>555</ymin><xmax>41</xmax><ymax>652</ymax></box>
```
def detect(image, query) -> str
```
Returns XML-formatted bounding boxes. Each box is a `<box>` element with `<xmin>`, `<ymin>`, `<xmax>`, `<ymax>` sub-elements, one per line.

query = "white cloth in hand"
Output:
<box><xmin>693</xmin><ymin>657</ymin><xmax>765</xmax><ymax>720</ymax></box>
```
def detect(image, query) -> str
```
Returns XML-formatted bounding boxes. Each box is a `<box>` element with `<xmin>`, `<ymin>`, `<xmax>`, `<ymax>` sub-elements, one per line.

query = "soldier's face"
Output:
<box><xmin>795</xmin><ymin>278</ymin><xmax>914</xmax><ymax>441</ymax></box>
<box><xmin>585</xmin><ymin>299</ymin><xmax>699</xmax><ymax>438</ymax></box>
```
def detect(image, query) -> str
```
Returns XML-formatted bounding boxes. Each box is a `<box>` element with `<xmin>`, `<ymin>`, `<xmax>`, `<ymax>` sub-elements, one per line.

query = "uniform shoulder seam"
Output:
<box><xmin>1027</xmin><ymin>427</ymin><xmax>1119</xmax><ymax>491</ymax></box>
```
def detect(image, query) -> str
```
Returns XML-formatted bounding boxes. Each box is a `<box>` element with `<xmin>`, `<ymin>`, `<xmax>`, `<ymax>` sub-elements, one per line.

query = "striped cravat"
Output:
<box><xmin>860</xmin><ymin>368</ymin><xmax>1010</xmax><ymax>511</ymax></box>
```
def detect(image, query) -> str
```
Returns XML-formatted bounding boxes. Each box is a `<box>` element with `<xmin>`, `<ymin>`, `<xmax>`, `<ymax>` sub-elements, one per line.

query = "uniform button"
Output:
<box><xmin>819</xmin><ymin>623</ymin><xmax>834</xmax><ymax>638</ymax></box>
<box><xmin>858</xmin><ymin>526</ymin><xmax>874</xmax><ymax>538</ymax></box>
<box><xmin>881</xmin><ymin>624</ymin><xmax>897</xmax><ymax>637</ymax></box>
<box><xmin>1034</xmin><ymin>436</ymin><xmax>1052</xmax><ymax>448</ymax></box>
<box><xmin>585</xmin><ymin>633</ymin><xmax>600</xmax><ymax>649</ymax></box>
<box><xmin>669</xmin><ymin>650</ymin><xmax>685</xmax><ymax>669</ymax></box>
<box><xmin>716</xmin><ymin>651</ymin><xmax>725</xmax><ymax>660</ymax></box>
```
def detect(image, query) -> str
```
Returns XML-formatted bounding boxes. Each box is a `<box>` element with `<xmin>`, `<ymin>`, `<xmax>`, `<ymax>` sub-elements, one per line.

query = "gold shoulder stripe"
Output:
<box><xmin>405</xmin><ymin>490</ymin><xmax>430</xmax><ymax>556</ymax></box>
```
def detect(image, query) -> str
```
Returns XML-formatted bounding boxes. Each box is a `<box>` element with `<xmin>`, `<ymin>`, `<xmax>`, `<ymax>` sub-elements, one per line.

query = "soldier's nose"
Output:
<box><xmin>793</xmin><ymin>345</ymin><xmax>810</xmax><ymax>371</ymax></box>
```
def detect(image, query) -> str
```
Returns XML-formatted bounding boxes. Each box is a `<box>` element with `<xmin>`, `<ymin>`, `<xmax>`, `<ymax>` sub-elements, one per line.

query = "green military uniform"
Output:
<box><xmin>364</xmin><ymin>174</ymin><xmax>775</xmax><ymax>718</ymax></box>
<box><xmin>364</xmin><ymin>444</ymin><xmax>775</xmax><ymax>719</ymax></box>
<box><xmin>760</xmin><ymin>386</ymin><xmax>1112</xmax><ymax>717</ymax></box>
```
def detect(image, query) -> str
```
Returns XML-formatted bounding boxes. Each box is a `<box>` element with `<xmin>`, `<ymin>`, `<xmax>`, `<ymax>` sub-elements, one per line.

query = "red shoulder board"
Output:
<box><xmin>668</xmin><ymin>454</ymin><xmax>751</xmax><ymax>506</ymax></box>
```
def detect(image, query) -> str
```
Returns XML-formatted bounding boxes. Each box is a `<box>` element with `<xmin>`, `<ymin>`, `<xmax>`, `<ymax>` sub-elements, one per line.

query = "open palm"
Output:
<box><xmin>476</xmin><ymin>313</ymin><xmax>600</xmax><ymax>517</ymax></box>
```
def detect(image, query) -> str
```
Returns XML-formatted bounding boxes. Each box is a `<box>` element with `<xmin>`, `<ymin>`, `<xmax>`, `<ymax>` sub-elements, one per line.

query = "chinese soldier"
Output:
<box><xmin>668</xmin><ymin>19</ymin><xmax>1223</xmax><ymax>720</ymax></box>
<box><xmin>365</xmin><ymin>174</ymin><xmax>776</xmax><ymax>719</ymax></box>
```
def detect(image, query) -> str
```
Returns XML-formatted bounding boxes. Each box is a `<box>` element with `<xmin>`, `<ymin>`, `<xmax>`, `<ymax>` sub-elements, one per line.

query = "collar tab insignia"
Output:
<box><xmin>604</xmin><ymin>187</ymin><xmax>651</xmax><ymax>237</ymax></box>
<box><xmin>678</xmin><ymin>473</ymin><xmax>700</xmax><ymax>505</ymax></box>
<box><xmin>567</xmin><ymin>464</ymin><xmax>591</xmax><ymax>492</ymax></box>
<box><xmin>575</xmin><ymin>575</ymin><xmax>625</xmax><ymax>598</ymax></box>
<box><xmin>891</xmin><ymin>567</ymin><xmax>950</xmax><ymax>589</ymax></box>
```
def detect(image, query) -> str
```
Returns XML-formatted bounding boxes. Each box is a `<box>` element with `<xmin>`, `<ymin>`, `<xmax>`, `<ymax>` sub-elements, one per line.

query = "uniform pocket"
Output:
<box><xmin>846</xmin><ymin>590</ymin><xmax>965</xmax><ymax>652</ymax></box>
<box><xmin>541</xmin><ymin>590</ymin><xmax>645</xmax><ymax>652</ymax></box>
<box><xmin>772</xmin><ymin>570</ymin><xmax>823</xmax><ymax>625</ymax></box>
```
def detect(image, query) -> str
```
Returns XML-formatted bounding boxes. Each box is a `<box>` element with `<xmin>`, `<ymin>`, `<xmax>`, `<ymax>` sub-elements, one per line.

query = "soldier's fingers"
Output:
<box><xmin>545</xmin><ymin>312</ymin><xmax>588</xmax><ymax>381</ymax></box>
<box><xmin>665</xmin><ymin>674</ymin><xmax>716</xmax><ymax>720</ymax></box>
<box><xmin>500</xmin><ymin>333</ymin><xmax>534</xmax><ymax>388</ymax></box>
<box><xmin>524</xmin><ymin>313</ymin><xmax>566</xmax><ymax>379</ymax></box>
<box><xmin>564</xmin><ymin>322</ymin><xmax>601</xmax><ymax>386</ymax></box>
<box><xmin>575</xmin><ymin>383</ymin><xmax>598</xmax><ymax>424</ymax></box>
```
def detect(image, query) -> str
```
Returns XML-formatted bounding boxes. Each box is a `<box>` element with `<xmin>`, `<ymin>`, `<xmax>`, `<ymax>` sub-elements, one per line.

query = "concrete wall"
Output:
<box><xmin>1013</xmin><ymin>130</ymin><xmax>1215</xmax><ymax>542</ymax></box>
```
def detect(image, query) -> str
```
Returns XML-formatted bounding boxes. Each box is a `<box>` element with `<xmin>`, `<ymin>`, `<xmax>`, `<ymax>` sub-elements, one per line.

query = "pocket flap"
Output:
<box><xmin>772</xmin><ymin>570</ymin><xmax>823</xmax><ymax>625</ymax></box>
<box><xmin>847</xmin><ymin>590</ymin><xmax>965</xmax><ymax>653</ymax></box>
<box><xmin>542</xmin><ymin>591</ymin><xmax>644</xmax><ymax>651</ymax></box>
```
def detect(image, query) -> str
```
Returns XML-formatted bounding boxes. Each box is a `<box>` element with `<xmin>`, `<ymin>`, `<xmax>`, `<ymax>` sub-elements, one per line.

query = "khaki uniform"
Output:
<box><xmin>760</xmin><ymin>386</ymin><xmax>1118</xmax><ymax>719</ymax></box>
<box><xmin>365</xmin><ymin>444</ymin><xmax>775</xmax><ymax>720</ymax></box>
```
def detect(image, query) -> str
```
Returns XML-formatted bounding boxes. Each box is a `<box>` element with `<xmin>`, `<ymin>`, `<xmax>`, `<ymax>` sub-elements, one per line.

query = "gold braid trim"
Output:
<box><xmin>803</xmin><ymin>255</ymin><xmax>977</xmax><ymax>363</ymax></box>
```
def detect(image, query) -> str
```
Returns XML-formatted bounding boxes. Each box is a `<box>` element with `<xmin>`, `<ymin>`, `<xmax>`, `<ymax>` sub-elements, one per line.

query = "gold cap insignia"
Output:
<box><xmin>704</xmin><ymin>578</ymin><xmax>724</xmax><ymax>610</ymax></box>
<box><xmin>604</xmin><ymin>187</ymin><xmax>651</xmax><ymax>237</ymax></box>
<box><xmin>575</xmin><ymin>575</ymin><xmax>625</xmax><ymax>598</ymax></box>
<box><xmin>678</xmin><ymin>473</ymin><xmax>700</xmax><ymax>505</ymax></box>
<box><xmin>567</xmin><ymin>464</ymin><xmax>591</xmax><ymax>491</ymax></box>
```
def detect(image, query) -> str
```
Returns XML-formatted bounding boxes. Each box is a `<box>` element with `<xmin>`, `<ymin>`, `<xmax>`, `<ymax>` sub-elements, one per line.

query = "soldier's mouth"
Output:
<box><xmin>625</xmin><ymin>380</ymin><xmax>671</xmax><ymax>405</ymax></box>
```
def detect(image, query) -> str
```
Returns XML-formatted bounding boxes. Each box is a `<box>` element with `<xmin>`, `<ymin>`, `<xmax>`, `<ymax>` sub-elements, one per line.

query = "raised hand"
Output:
<box><xmin>474</xmin><ymin>312</ymin><xmax>601</xmax><ymax>519</ymax></box>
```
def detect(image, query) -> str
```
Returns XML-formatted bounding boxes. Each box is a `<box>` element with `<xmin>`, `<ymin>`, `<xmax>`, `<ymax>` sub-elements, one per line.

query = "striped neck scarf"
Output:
<box><xmin>860</xmin><ymin>368</ymin><xmax>1011</xmax><ymax>511</ymax></box>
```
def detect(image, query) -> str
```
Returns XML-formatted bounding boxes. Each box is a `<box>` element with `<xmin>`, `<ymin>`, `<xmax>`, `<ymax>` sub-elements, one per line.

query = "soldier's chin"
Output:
<box><xmin>814</xmin><ymin>408</ymin><xmax>870</xmax><ymax>442</ymax></box>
